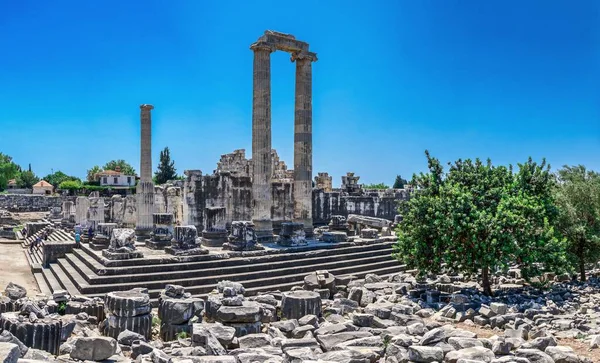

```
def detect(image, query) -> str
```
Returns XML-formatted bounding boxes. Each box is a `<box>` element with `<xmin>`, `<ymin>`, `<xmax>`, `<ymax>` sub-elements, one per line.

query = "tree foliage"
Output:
<box><xmin>363</xmin><ymin>183</ymin><xmax>389</xmax><ymax>190</ymax></box>
<box><xmin>43</xmin><ymin>171</ymin><xmax>80</xmax><ymax>187</ymax></box>
<box><xmin>154</xmin><ymin>147</ymin><xmax>177</xmax><ymax>185</ymax></box>
<box><xmin>393</xmin><ymin>175</ymin><xmax>408</xmax><ymax>189</ymax></box>
<box><xmin>554</xmin><ymin>165</ymin><xmax>600</xmax><ymax>281</ymax></box>
<box><xmin>58</xmin><ymin>180</ymin><xmax>82</xmax><ymax>191</ymax></box>
<box><xmin>103</xmin><ymin>160</ymin><xmax>136</xmax><ymax>176</ymax></box>
<box><xmin>17</xmin><ymin>170</ymin><xmax>39</xmax><ymax>189</ymax></box>
<box><xmin>86</xmin><ymin>166</ymin><xmax>102</xmax><ymax>182</ymax></box>
<box><xmin>0</xmin><ymin>153</ymin><xmax>20</xmax><ymax>190</ymax></box>
<box><xmin>393</xmin><ymin>151</ymin><xmax>565</xmax><ymax>295</ymax></box>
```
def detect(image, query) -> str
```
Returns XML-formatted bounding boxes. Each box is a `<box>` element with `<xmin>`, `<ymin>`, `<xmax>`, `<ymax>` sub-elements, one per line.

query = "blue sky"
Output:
<box><xmin>0</xmin><ymin>1</ymin><xmax>598</xmax><ymax>186</ymax></box>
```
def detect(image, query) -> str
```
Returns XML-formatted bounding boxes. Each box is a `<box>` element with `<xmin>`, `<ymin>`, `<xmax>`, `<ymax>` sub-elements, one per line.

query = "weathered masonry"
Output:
<box><xmin>251</xmin><ymin>30</ymin><xmax>318</xmax><ymax>241</ymax></box>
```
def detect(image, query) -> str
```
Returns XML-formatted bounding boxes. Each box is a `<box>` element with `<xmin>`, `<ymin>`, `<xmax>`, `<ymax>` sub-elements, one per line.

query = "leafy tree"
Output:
<box><xmin>394</xmin><ymin>151</ymin><xmax>565</xmax><ymax>296</ymax></box>
<box><xmin>17</xmin><ymin>170</ymin><xmax>39</xmax><ymax>189</ymax></box>
<box><xmin>103</xmin><ymin>160</ymin><xmax>136</xmax><ymax>176</ymax></box>
<box><xmin>0</xmin><ymin>153</ymin><xmax>20</xmax><ymax>190</ymax></box>
<box><xmin>154</xmin><ymin>147</ymin><xmax>177</xmax><ymax>184</ymax></box>
<box><xmin>554</xmin><ymin>165</ymin><xmax>600</xmax><ymax>281</ymax></box>
<box><xmin>393</xmin><ymin>175</ymin><xmax>408</xmax><ymax>189</ymax></box>
<box><xmin>363</xmin><ymin>183</ymin><xmax>389</xmax><ymax>189</ymax></box>
<box><xmin>86</xmin><ymin>166</ymin><xmax>102</xmax><ymax>182</ymax></box>
<box><xmin>44</xmin><ymin>171</ymin><xmax>80</xmax><ymax>187</ymax></box>
<box><xmin>58</xmin><ymin>180</ymin><xmax>82</xmax><ymax>195</ymax></box>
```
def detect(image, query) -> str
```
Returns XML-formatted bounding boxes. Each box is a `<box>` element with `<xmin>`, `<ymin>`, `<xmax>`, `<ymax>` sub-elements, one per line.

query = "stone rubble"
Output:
<box><xmin>2</xmin><ymin>268</ymin><xmax>600</xmax><ymax>362</ymax></box>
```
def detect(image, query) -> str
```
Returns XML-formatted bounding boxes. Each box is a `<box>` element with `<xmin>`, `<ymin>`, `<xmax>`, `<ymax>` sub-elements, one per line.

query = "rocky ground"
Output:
<box><xmin>2</xmin><ymin>268</ymin><xmax>600</xmax><ymax>362</ymax></box>
<box><xmin>0</xmin><ymin>244</ymin><xmax>39</xmax><ymax>294</ymax></box>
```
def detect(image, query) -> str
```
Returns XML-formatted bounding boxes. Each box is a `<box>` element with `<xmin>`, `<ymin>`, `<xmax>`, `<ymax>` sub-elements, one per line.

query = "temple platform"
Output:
<box><xmin>23</xmin><ymin>234</ymin><xmax>402</xmax><ymax>306</ymax></box>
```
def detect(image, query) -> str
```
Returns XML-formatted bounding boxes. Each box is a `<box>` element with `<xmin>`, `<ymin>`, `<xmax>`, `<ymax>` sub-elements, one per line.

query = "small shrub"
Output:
<box><xmin>57</xmin><ymin>301</ymin><xmax>67</xmax><ymax>315</ymax></box>
<box><xmin>152</xmin><ymin>315</ymin><xmax>161</xmax><ymax>328</ymax></box>
<box><xmin>176</xmin><ymin>331</ymin><xmax>189</xmax><ymax>339</ymax></box>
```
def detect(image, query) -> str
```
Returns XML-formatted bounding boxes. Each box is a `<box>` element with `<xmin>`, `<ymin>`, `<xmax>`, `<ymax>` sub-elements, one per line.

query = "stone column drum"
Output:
<box><xmin>136</xmin><ymin>104</ymin><xmax>155</xmax><ymax>240</ymax></box>
<box><xmin>250</xmin><ymin>42</ymin><xmax>274</xmax><ymax>242</ymax></box>
<box><xmin>292</xmin><ymin>52</ymin><xmax>317</xmax><ymax>236</ymax></box>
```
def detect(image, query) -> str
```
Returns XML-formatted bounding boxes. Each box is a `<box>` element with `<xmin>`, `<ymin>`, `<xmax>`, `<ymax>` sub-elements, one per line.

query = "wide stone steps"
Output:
<box><xmin>65</xmin><ymin>244</ymin><xmax>394</xmax><ymax>285</ymax></box>
<box><xmin>32</xmin><ymin>240</ymin><xmax>403</xmax><ymax>305</ymax></box>
<box><xmin>59</xmin><ymin>252</ymin><xmax>397</xmax><ymax>295</ymax></box>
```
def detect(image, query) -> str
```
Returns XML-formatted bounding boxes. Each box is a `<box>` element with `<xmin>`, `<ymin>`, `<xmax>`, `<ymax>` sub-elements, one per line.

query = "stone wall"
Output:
<box><xmin>0</xmin><ymin>194</ymin><xmax>67</xmax><ymax>212</ymax></box>
<box><xmin>312</xmin><ymin>188</ymin><xmax>408</xmax><ymax>225</ymax></box>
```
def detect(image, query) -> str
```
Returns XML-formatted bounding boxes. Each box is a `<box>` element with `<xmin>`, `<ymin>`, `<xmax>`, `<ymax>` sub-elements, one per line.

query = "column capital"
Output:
<box><xmin>140</xmin><ymin>104</ymin><xmax>154</xmax><ymax>110</ymax></box>
<box><xmin>291</xmin><ymin>51</ymin><xmax>318</xmax><ymax>63</ymax></box>
<box><xmin>250</xmin><ymin>41</ymin><xmax>275</xmax><ymax>53</ymax></box>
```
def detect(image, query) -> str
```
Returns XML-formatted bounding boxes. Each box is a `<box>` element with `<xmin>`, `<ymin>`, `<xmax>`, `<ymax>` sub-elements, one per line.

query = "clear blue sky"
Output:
<box><xmin>0</xmin><ymin>1</ymin><xmax>598</xmax><ymax>186</ymax></box>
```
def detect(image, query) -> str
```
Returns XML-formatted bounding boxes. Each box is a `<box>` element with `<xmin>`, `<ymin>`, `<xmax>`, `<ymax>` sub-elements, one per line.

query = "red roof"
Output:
<box><xmin>33</xmin><ymin>180</ymin><xmax>53</xmax><ymax>188</ymax></box>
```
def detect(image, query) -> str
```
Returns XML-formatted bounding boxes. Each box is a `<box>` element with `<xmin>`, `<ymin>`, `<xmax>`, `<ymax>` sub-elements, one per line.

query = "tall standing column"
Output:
<box><xmin>136</xmin><ymin>104</ymin><xmax>155</xmax><ymax>240</ymax></box>
<box><xmin>250</xmin><ymin>42</ymin><xmax>274</xmax><ymax>241</ymax></box>
<box><xmin>292</xmin><ymin>52</ymin><xmax>317</xmax><ymax>236</ymax></box>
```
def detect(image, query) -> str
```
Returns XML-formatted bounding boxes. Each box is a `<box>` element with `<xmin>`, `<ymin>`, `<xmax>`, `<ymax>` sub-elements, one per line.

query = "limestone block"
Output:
<box><xmin>360</xmin><ymin>228</ymin><xmax>378</xmax><ymax>239</ymax></box>
<box><xmin>0</xmin><ymin>342</ymin><xmax>19</xmax><ymax>363</ymax></box>
<box><xmin>102</xmin><ymin>313</ymin><xmax>152</xmax><ymax>340</ymax></box>
<box><xmin>158</xmin><ymin>297</ymin><xmax>204</xmax><ymax>325</ymax></box>
<box><xmin>216</xmin><ymin>302</ymin><xmax>262</xmax><ymax>323</ymax></box>
<box><xmin>70</xmin><ymin>336</ymin><xmax>117</xmax><ymax>361</ymax></box>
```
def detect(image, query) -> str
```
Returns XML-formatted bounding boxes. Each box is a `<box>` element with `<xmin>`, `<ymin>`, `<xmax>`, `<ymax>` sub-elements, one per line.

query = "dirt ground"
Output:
<box><xmin>0</xmin><ymin>244</ymin><xmax>39</xmax><ymax>295</ymax></box>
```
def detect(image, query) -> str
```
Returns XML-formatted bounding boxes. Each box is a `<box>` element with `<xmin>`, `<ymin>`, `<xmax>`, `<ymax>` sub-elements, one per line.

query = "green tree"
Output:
<box><xmin>86</xmin><ymin>166</ymin><xmax>102</xmax><ymax>182</ymax></box>
<box><xmin>44</xmin><ymin>171</ymin><xmax>80</xmax><ymax>187</ymax></box>
<box><xmin>394</xmin><ymin>151</ymin><xmax>565</xmax><ymax>296</ymax></box>
<box><xmin>363</xmin><ymin>183</ymin><xmax>389</xmax><ymax>189</ymax></box>
<box><xmin>0</xmin><ymin>153</ymin><xmax>20</xmax><ymax>190</ymax></box>
<box><xmin>154</xmin><ymin>147</ymin><xmax>177</xmax><ymax>184</ymax></box>
<box><xmin>17</xmin><ymin>170</ymin><xmax>39</xmax><ymax>189</ymax></box>
<box><xmin>103</xmin><ymin>160</ymin><xmax>136</xmax><ymax>176</ymax></box>
<box><xmin>58</xmin><ymin>180</ymin><xmax>82</xmax><ymax>195</ymax></box>
<box><xmin>554</xmin><ymin>165</ymin><xmax>600</xmax><ymax>281</ymax></box>
<box><xmin>393</xmin><ymin>175</ymin><xmax>408</xmax><ymax>189</ymax></box>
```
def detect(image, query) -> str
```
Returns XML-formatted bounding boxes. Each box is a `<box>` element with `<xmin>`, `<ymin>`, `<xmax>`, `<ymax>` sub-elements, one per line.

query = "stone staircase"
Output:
<box><xmin>26</xmin><ymin>238</ymin><xmax>404</xmax><ymax>305</ymax></box>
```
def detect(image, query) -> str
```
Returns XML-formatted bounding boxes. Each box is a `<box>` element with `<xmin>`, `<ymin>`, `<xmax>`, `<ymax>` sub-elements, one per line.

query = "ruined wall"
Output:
<box><xmin>312</xmin><ymin>189</ymin><xmax>408</xmax><ymax>225</ymax></box>
<box><xmin>203</xmin><ymin>172</ymin><xmax>253</xmax><ymax>229</ymax></box>
<box><xmin>0</xmin><ymin>194</ymin><xmax>69</xmax><ymax>212</ymax></box>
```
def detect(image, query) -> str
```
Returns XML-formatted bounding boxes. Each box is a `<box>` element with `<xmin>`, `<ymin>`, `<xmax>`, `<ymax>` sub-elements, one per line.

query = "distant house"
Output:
<box><xmin>96</xmin><ymin>167</ymin><xmax>136</xmax><ymax>187</ymax></box>
<box><xmin>33</xmin><ymin>180</ymin><xmax>53</xmax><ymax>195</ymax></box>
<box><xmin>6</xmin><ymin>179</ymin><xmax>17</xmax><ymax>190</ymax></box>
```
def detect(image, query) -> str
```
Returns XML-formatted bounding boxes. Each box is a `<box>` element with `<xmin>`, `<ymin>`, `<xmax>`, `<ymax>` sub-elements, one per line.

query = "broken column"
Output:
<box><xmin>101</xmin><ymin>289</ymin><xmax>152</xmax><ymax>340</ymax></box>
<box><xmin>250</xmin><ymin>41</ymin><xmax>274</xmax><ymax>243</ymax></box>
<box><xmin>182</xmin><ymin>170</ymin><xmax>204</xmax><ymax>232</ymax></box>
<box><xmin>158</xmin><ymin>285</ymin><xmax>204</xmax><ymax>341</ymax></box>
<box><xmin>201</xmin><ymin>207</ymin><xmax>228</xmax><ymax>247</ymax></box>
<box><xmin>0</xmin><ymin>303</ymin><xmax>62</xmax><ymax>356</ymax></box>
<box><xmin>211</xmin><ymin>281</ymin><xmax>263</xmax><ymax>337</ymax></box>
<box><xmin>222</xmin><ymin>221</ymin><xmax>263</xmax><ymax>251</ymax></box>
<box><xmin>136</xmin><ymin>104</ymin><xmax>155</xmax><ymax>240</ymax></box>
<box><xmin>281</xmin><ymin>290</ymin><xmax>322</xmax><ymax>320</ymax></box>
<box><xmin>292</xmin><ymin>51</ymin><xmax>317</xmax><ymax>237</ymax></box>
<box><xmin>146</xmin><ymin>213</ymin><xmax>174</xmax><ymax>249</ymax></box>
<box><xmin>165</xmin><ymin>225</ymin><xmax>208</xmax><ymax>256</ymax></box>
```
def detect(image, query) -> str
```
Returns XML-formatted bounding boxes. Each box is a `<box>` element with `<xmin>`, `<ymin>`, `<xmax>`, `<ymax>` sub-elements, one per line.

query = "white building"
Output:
<box><xmin>33</xmin><ymin>180</ymin><xmax>53</xmax><ymax>195</ymax></box>
<box><xmin>96</xmin><ymin>169</ymin><xmax>136</xmax><ymax>187</ymax></box>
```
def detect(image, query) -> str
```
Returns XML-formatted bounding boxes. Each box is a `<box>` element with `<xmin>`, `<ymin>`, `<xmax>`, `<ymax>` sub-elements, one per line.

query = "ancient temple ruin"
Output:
<box><xmin>250</xmin><ymin>30</ymin><xmax>318</xmax><ymax>241</ymax></box>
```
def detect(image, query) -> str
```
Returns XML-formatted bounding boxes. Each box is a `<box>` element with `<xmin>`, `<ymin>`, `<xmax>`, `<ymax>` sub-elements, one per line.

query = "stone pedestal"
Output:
<box><xmin>360</xmin><ymin>228</ymin><xmax>378</xmax><ymax>239</ymax></box>
<box><xmin>222</xmin><ymin>221</ymin><xmax>263</xmax><ymax>251</ymax></box>
<box><xmin>146</xmin><ymin>213</ymin><xmax>174</xmax><ymax>250</ymax></box>
<box><xmin>101</xmin><ymin>289</ymin><xmax>152</xmax><ymax>340</ymax></box>
<box><xmin>278</xmin><ymin>222</ymin><xmax>307</xmax><ymax>247</ymax></box>
<box><xmin>103</xmin><ymin>228</ymin><xmax>143</xmax><ymax>260</ymax></box>
<box><xmin>201</xmin><ymin>229</ymin><xmax>228</xmax><ymax>248</ymax></box>
<box><xmin>90</xmin><ymin>223</ymin><xmax>117</xmax><ymax>250</ymax></box>
<box><xmin>321</xmin><ymin>231</ymin><xmax>347</xmax><ymax>243</ymax></box>
<box><xmin>165</xmin><ymin>225</ymin><xmax>208</xmax><ymax>256</ymax></box>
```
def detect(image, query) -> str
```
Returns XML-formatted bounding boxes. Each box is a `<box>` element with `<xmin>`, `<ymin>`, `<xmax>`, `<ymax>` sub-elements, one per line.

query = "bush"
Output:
<box><xmin>58</xmin><ymin>180</ymin><xmax>82</xmax><ymax>191</ymax></box>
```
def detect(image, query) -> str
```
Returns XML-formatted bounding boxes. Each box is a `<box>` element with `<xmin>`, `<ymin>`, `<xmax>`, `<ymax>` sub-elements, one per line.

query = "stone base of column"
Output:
<box><xmin>253</xmin><ymin>219</ymin><xmax>274</xmax><ymax>243</ymax></box>
<box><xmin>294</xmin><ymin>218</ymin><xmax>314</xmax><ymax>238</ymax></box>
<box><xmin>135</xmin><ymin>228</ymin><xmax>153</xmax><ymax>242</ymax></box>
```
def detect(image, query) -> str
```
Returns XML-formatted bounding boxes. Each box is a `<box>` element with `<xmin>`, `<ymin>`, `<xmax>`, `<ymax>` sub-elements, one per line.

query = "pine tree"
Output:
<box><xmin>393</xmin><ymin>175</ymin><xmax>408</xmax><ymax>189</ymax></box>
<box><xmin>154</xmin><ymin>147</ymin><xmax>177</xmax><ymax>185</ymax></box>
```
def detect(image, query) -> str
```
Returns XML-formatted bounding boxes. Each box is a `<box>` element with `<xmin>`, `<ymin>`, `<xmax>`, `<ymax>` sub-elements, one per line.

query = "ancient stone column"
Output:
<box><xmin>136</xmin><ymin>104</ymin><xmax>155</xmax><ymax>240</ymax></box>
<box><xmin>292</xmin><ymin>52</ymin><xmax>317</xmax><ymax>236</ymax></box>
<box><xmin>250</xmin><ymin>42</ymin><xmax>274</xmax><ymax>241</ymax></box>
